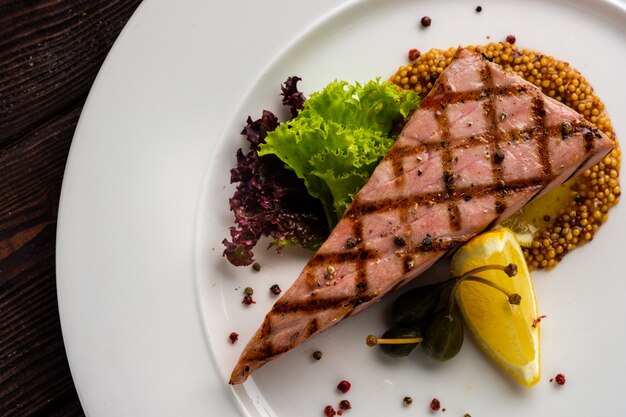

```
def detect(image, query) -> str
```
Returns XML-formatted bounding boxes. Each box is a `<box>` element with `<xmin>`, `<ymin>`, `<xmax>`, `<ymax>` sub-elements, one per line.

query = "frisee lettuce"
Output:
<box><xmin>258</xmin><ymin>79</ymin><xmax>420</xmax><ymax>226</ymax></box>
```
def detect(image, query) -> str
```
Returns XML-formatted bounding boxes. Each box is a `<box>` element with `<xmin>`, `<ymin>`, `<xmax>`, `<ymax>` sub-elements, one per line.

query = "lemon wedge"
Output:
<box><xmin>450</xmin><ymin>228</ymin><xmax>540</xmax><ymax>386</ymax></box>
<box><xmin>494</xmin><ymin>222</ymin><xmax>536</xmax><ymax>248</ymax></box>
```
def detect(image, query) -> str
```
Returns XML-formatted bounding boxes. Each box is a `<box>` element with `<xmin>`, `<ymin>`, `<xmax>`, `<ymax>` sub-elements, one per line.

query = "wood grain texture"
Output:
<box><xmin>0</xmin><ymin>0</ymin><xmax>143</xmax><ymax>147</ymax></box>
<box><xmin>0</xmin><ymin>1</ymin><xmax>142</xmax><ymax>416</ymax></box>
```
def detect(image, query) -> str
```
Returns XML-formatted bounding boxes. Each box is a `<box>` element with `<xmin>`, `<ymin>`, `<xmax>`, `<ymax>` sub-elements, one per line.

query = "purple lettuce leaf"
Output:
<box><xmin>222</xmin><ymin>78</ymin><xmax>328</xmax><ymax>266</ymax></box>
<box><xmin>281</xmin><ymin>76</ymin><xmax>306</xmax><ymax>118</ymax></box>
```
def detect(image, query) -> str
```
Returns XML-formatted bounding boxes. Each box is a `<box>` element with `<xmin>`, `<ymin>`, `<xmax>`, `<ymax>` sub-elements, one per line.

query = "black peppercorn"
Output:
<box><xmin>394</xmin><ymin>236</ymin><xmax>406</xmax><ymax>247</ymax></box>
<box><xmin>270</xmin><ymin>284</ymin><xmax>281</xmax><ymax>295</ymax></box>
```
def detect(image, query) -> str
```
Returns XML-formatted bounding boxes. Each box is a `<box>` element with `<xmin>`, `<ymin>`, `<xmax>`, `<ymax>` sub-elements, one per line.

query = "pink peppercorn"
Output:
<box><xmin>339</xmin><ymin>400</ymin><xmax>352</xmax><ymax>410</ymax></box>
<box><xmin>242</xmin><ymin>295</ymin><xmax>255</xmax><ymax>305</ymax></box>
<box><xmin>337</xmin><ymin>380</ymin><xmax>351</xmax><ymax>393</ymax></box>
<box><xmin>506</xmin><ymin>34</ymin><xmax>516</xmax><ymax>44</ymax></box>
<box><xmin>228</xmin><ymin>332</ymin><xmax>239</xmax><ymax>344</ymax></box>
<box><xmin>430</xmin><ymin>398</ymin><xmax>441</xmax><ymax>411</ymax></box>
<box><xmin>408</xmin><ymin>48</ymin><xmax>421</xmax><ymax>61</ymax></box>
<box><xmin>324</xmin><ymin>405</ymin><xmax>336</xmax><ymax>417</ymax></box>
<box><xmin>555</xmin><ymin>373</ymin><xmax>566</xmax><ymax>385</ymax></box>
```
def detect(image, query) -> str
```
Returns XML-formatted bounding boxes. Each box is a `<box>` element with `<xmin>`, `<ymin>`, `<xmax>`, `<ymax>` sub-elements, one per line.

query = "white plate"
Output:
<box><xmin>57</xmin><ymin>0</ymin><xmax>626</xmax><ymax>416</ymax></box>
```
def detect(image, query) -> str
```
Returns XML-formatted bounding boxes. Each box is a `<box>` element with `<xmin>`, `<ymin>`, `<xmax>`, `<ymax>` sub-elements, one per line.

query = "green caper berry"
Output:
<box><xmin>392</xmin><ymin>283</ymin><xmax>443</xmax><ymax>326</ymax></box>
<box><xmin>423</xmin><ymin>309</ymin><xmax>464</xmax><ymax>361</ymax></box>
<box><xmin>378</xmin><ymin>327</ymin><xmax>423</xmax><ymax>357</ymax></box>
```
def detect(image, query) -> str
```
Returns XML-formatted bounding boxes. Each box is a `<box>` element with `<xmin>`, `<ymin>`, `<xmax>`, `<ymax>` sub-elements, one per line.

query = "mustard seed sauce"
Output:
<box><xmin>391</xmin><ymin>42</ymin><xmax>621</xmax><ymax>269</ymax></box>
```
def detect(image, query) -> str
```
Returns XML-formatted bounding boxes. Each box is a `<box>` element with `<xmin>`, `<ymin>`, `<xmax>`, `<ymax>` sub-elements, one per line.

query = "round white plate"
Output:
<box><xmin>57</xmin><ymin>0</ymin><xmax>626</xmax><ymax>416</ymax></box>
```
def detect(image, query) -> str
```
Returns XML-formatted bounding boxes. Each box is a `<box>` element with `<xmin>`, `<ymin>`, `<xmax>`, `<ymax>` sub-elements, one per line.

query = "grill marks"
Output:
<box><xmin>247</xmin><ymin>315</ymin><xmax>275</xmax><ymax>366</ymax></box>
<box><xmin>390</xmin><ymin>154</ymin><xmax>405</xmax><ymax>188</ymax></box>
<box><xmin>424</xmin><ymin>83</ymin><xmax>529</xmax><ymax>110</ymax></box>
<box><xmin>346</xmin><ymin>178</ymin><xmax>544</xmax><ymax>217</ymax></box>
<box><xmin>433</xmin><ymin>93</ymin><xmax>462</xmax><ymax>231</ymax></box>
<box><xmin>386</xmin><ymin>144</ymin><xmax>427</xmax><ymax>161</ymax></box>
<box><xmin>307</xmin><ymin>318</ymin><xmax>319</xmax><ymax>336</ymax></box>
<box><xmin>447</xmin><ymin>203</ymin><xmax>462</xmax><ymax>231</ymax></box>
<box><xmin>353</xmin><ymin>221</ymin><xmax>369</xmax><ymax>296</ymax></box>
<box><xmin>273</xmin><ymin>293</ymin><xmax>377</xmax><ymax>315</ymax></box>
<box><xmin>481</xmin><ymin>61</ymin><xmax>509</xmax><ymax>219</ymax></box>
<box><xmin>385</xmin><ymin>120</ymin><xmax>590</xmax><ymax>162</ymax></box>
<box><xmin>531</xmin><ymin>95</ymin><xmax>553</xmax><ymax>178</ymax></box>
<box><xmin>384</xmin><ymin>141</ymin><xmax>410</xmax><ymax>224</ymax></box>
<box><xmin>313</xmin><ymin>234</ymin><xmax>467</xmax><ymax>264</ymax></box>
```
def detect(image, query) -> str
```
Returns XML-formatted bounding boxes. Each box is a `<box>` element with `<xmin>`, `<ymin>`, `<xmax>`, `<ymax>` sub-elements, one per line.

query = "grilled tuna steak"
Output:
<box><xmin>229</xmin><ymin>48</ymin><xmax>613</xmax><ymax>384</ymax></box>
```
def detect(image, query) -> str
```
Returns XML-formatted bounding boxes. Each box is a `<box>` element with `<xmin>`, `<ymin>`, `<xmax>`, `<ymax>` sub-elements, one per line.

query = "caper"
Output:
<box><xmin>392</xmin><ymin>283</ymin><xmax>443</xmax><ymax>326</ymax></box>
<box><xmin>378</xmin><ymin>326</ymin><xmax>423</xmax><ymax>357</ymax></box>
<box><xmin>423</xmin><ymin>309</ymin><xmax>464</xmax><ymax>361</ymax></box>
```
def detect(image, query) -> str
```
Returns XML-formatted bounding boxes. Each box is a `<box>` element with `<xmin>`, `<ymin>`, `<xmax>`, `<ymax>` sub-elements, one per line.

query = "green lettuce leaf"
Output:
<box><xmin>258</xmin><ymin>79</ymin><xmax>420</xmax><ymax>227</ymax></box>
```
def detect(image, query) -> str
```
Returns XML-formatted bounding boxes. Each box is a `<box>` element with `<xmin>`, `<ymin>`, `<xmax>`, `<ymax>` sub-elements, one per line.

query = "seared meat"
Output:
<box><xmin>229</xmin><ymin>48</ymin><xmax>613</xmax><ymax>384</ymax></box>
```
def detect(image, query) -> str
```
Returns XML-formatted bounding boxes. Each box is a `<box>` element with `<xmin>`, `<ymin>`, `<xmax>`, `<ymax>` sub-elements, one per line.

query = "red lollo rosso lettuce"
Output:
<box><xmin>223</xmin><ymin>78</ymin><xmax>328</xmax><ymax>266</ymax></box>
<box><xmin>281</xmin><ymin>75</ymin><xmax>306</xmax><ymax>118</ymax></box>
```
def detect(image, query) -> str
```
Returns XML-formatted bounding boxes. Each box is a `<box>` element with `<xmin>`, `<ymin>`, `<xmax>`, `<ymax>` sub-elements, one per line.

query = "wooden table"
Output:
<box><xmin>1</xmin><ymin>1</ymin><xmax>142</xmax><ymax>415</ymax></box>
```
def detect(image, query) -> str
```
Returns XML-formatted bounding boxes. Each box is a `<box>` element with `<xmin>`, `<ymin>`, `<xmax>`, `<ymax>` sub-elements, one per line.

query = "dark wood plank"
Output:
<box><xmin>0</xmin><ymin>0</ymin><xmax>143</xmax><ymax>148</ymax></box>
<box><xmin>0</xmin><ymin>104</ymin><xmax>82</xmax><ymax>417</ymax></box>
<box><xmin>0</xmin><ymin>0</ymin><xmax>142</xmax><ymax>416</ymax></box>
